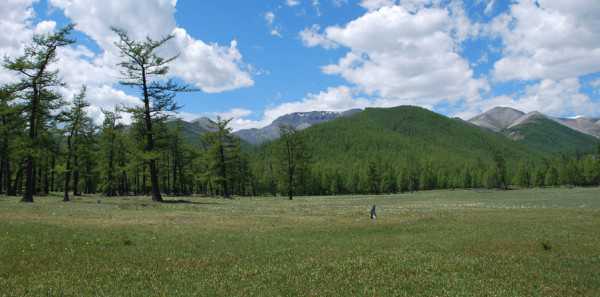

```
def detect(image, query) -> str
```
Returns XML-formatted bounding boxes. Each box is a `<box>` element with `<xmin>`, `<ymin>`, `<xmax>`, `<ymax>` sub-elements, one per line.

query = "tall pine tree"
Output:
<box><xmin>3</xmin><ymin>24</ymin><xmax>74</xmax><ymax>202</ymax></box>
<box><xmin>112</xmin><ymin>28</ymin><xmax>192</xmax><ymax>202</ymax></box>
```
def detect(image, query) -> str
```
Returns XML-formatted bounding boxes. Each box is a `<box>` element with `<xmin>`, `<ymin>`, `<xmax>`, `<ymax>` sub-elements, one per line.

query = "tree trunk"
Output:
<box><xmin>142</xmin><ymin>171</ymin><xmax>147</xmax><ymax>195</ymax></box>
<box><xmin>106</xmin><ymin>133</ymin><xmax>116</xmax><ymax>196</ymax></box>
<box><xmin>63</xmin><ymin>135</ymin><xmax>73</xmax><ymax>202</ymax></box>
<box><xmin>22</xmin><ymin>85</ymin><xmax>38</xmax><ymax>203</ymax></box>
<box><xmin>11</xmin><ymin>162</ymin><xmax>23</xmax><ymax>196</ymax></box>
<box><xmin>142</xmin><ymin>68</ymin><xmax>162</xmax><ymax>202</ymax></box>
<box><xmin>287</xmin><ymin>140</ymin><xmax>294</xmax><ymax>200</ymax></box>
<box><xmin>50</xmin><ymin>154</ymin><xmax>55</xmax><ymax>192</ymax></box>
<box><xmin>43</xmin><ymin>160</ymin><xmax>49</xmax><ymax>195</ymax></box>
<box><xmin>0</xmin><ymin>156</ymin><xmax>4</xmax><ymax>195</ymax></box>
<box><xmin>6</xmin><ymin>160</ymin><xmax>14</xmax><ymax>196</ymax></box>
<box><xmin>172</xmin><ymin>153</ymin><xmax>177</xmax><ymax>195</ymax></box>
<box><xmin>73</xmin><ymin>153</ymin><xmax>80</xmax><ymax>196</ymax></box>
<box><xmin>134</xmin><ymin>165</ymin><xmax>139</xmax><ymax>196</ymax></box>
<box><xmin>218</xmin><ymin>143</ymin><xmax>230</xmax><ymax>198</ymax></box>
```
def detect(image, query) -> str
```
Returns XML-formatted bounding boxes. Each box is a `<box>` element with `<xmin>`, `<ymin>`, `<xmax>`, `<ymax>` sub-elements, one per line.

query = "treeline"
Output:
<box><xmin>252</xmin><ymin>151</ymin><xmax>600</xmax><ymax>196</ymax></box>
<box><xmin>1</xmin><ymin>25</ymin><xmax>599</xmax><ymax>202</ymax></box>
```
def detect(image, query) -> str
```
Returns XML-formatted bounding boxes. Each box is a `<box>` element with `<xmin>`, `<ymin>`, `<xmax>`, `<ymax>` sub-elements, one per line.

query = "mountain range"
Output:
<box><xmin>467</xmin><ymin>107</ymin><xmax>599</xmax><ymax>154</ymax></box>
<box><xmin>174</xmin><ymin>105</ymin><xmax>599</xmax><ymax>156</ymax></box>
<box><xmin>468</xmin><ymin>106</ymin><xmax>600</xmax><ymax>138</ymax></box>
<box><xmin>233</xmin><ymin>109</ymin><xmax>362</xmax><ymax>145</ymax></box>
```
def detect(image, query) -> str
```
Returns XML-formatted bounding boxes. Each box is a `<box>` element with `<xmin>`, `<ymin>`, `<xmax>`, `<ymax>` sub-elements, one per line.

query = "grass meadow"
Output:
<box><xmin>1</xmin><ymin>188</ymin><xmax>599</xmax><ymax>296</ymax></box>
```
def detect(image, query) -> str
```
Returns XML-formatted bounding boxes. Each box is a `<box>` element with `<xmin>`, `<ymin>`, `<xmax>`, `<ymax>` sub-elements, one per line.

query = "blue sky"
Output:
<box><xmin>2</xmin><ymin>0</ymin><xmax>599</xmax><ymax>130</ymax></box>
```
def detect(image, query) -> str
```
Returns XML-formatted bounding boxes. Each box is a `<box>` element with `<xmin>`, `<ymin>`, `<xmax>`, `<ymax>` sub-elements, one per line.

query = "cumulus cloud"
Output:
<box><xmin>262</xmin><ymin>86</ymin><xmax>369</xmax><ymax>123</ymax></box>
<box><xmin>490</xmin><ymin>0</ymin><xmax>600</xmax><ymax>81</ymax></box>
<box><xmin>456</xmin><ymin>78</ymin><xmax>600</xmax><ymax>119</ymax></box>
<box><xmin>207</xmin><ymin>86</ymin><xmax>369</xmax><ymax>131</ymax></box>
<box><xmin>0</xmin><ymin>0</ymin><xmax>254</xmax><ymax>126</ymax></box>
<box><xmin>318</xmin><ymin>4</ymin><xmax>487</xmax><ymax>107</ymax></box>
<box><xmin>0</xmin><ymin>0</ymin><xmax>38</xmax><ymax>84</ymax></box>
<box><xmin>49</xmin><ymin>0</ymin><xmax>254</xmax><ymax>93</ymax></box>
<box><xmin>299</xmin><ymin>25</ymin><xmax>337</xmax><ymax>49</ymax></box>
<box><xmin>170</xmin><ymin>29</ymin><xmax>254</xmax><ymax>93</ymax></box>
<box><xmin>176</xmin><ymin>108</ymin><xmax>256</xmax><ymax>131</ymax></box>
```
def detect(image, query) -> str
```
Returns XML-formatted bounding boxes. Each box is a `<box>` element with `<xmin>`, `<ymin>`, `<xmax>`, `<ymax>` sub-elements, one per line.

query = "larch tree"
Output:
<box><xmin>100</xmin><ymin>108</ymin><xmax>122</xmax><ymax>197</ymax></box>
<box><xmin>203</xmin><ymin>118</ymin><xmax>236</xmax><ymax>198</ymax></box>
<box><xmin>59</xmin><ymin>86</ymin><xmax>90</xmax><ymax>202</ymax></box>
<box><xmin>0</xmin><ymin>87</ymin><xmax>24</xmax><ymax>195</ymax></box>
<box><xmin>3</xmin><ymin>24</ymin><xmax>74</xmax><ymax>202</ymax></box>
<box><xmin>277</xmin><ymin>125</ymin><xmax>309</xmax><ymax>200</ymax></box>
<box><xmin>112</xmin><ymin>28</ymin><xmax>192</xmax><ymax>202</ymax></box>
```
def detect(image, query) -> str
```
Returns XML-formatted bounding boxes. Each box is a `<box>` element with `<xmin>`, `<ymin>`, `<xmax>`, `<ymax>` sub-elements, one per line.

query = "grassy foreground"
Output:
<box><xmin>1</xmin><ymin>188</ymin><xmax>599</xmax><ymax>297</ymax></box>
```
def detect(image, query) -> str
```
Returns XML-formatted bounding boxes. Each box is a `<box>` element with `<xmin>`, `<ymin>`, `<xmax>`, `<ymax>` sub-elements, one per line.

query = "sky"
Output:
<box><xmin>1</xmin><ymin>0</ymin><xmax>599</xmax><ymax>130</ymax></box>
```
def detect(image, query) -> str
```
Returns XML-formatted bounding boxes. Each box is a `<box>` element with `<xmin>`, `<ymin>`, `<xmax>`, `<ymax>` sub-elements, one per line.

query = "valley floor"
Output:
<box><xmin>1</xmin><ymin>188</ymin><xmax>599</xmax><ymax>296</ymax></box>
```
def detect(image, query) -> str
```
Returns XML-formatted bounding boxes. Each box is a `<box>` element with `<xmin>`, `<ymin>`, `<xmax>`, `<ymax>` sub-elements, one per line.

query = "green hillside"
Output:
<box><xmin>166</xmin><ymin>119</ymin><xmax>212</xmax><ymax>146</ymax></box>
<box><xmin>301</xmin><ymin>106</ymin><xmax>539</xmax><ymax>163</ymax></box>
<box><xmin>252</xmin><ymin>106</ymin><xmax>547</xmax><ymax>193</ymax></box>
<box><xmin>504</xmin><ymin>115</ymin><xmax>599</xmax><ymax>154</ymax></box>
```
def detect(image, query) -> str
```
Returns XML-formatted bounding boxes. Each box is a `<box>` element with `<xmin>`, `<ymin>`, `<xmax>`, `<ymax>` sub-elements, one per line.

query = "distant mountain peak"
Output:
<box><xmin>234</xmin><ymin>109</ymin><xmax>363</xmax><ymax>145</ymax></box>
<box><xmin>468</xmin><ymin>106</ymin><xmax>525</xmax><ymax>132</ymax></box>
<box><xmin>508</xmin><ymin>111</ymin><xmax>546</xmax><ymax>129</ymax></box>
<box><xmin>469</xmin><ymin>106</ymin><xmax>600</xmax><ymax>140</ymax></box>
<box><xmin>553</xmin><ymin>116</ymin><xmax>600</xmax><ymax>138</ymax></box>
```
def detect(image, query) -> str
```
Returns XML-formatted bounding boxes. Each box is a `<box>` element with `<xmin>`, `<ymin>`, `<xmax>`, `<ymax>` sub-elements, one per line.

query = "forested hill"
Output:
<box><xmin>503</xmin><ymin>112</ymin><xmax>600</xmax><ymax>154</ymax></box>
<box><xmin>271</xmin><ymin>105</ymin><xmax>539</xmax><ymax>163</ymax></box>
<box><xmin>251</xmin><ymin>106</ymin><xmax>552</xmax><ymax>193</ymax></box>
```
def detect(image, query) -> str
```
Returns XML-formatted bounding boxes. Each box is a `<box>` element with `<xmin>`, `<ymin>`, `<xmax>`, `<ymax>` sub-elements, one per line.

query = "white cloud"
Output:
<box><xmin>263</xmin><ymin>86</ymin><xmax>369</xmax><ymax>123</ymax></box>
<box><xmin>49</xmin><ymin>0</ymin><xmax>254</xmax><ymax>93</ymax></box>
<box><xmin>483</xmin><ymin>0</ymin><xmax>495</xmax><ymax>15</ymax></box>
<box><xmin>286</xmin><ymin>0</ymin><xmax>300</xmax><ymax>7</ymax></box>
<box><xmin>264</xmin><ymin>11</ymin><xmax>283</xmax><ymax>37</ymax></box>
<box><xmin>225</xmin><ymin>86</ymin><xmax>369</xmax><ymax>131</ymax></box>
<box><xmin>177</xmin><ymin>108</ymin><xmax>256</xmax><ymax>131</ymax></box>
<box><xmin>312</xmin><ymin>0</ymin><xmax>321</xmax><ymax>16</ymax></box>
<box><xmin>34</xmin><ymin>20</ymin><xmax>57</xmax><ymax>35</ymax></box>
<box><xmin>457</xmin><ymin>78</ymin><xmax>600</xmax><ymax>119</ymax></box>
<box><xmin>590</xmin><ymin>78</ymin><xmax>600</xmax><ymax>89</ymax></box>
<box><xmin>0</xmin><ymin>0</ymin><xmax>253</xmax><ymax>127</ymax></box>
<box><xmin>215</xmin><ymin>108</ymin><xmax>253</xmax><ymax>121</ymax></box>
<box><xmin>490</xmin><ymin>0</ymin><xmax>600</xmax><ymax>81</ymax></box>
<box><xmin>170</xmin><ymin>29</ymin><xmax>254</xmax><ymax>93</ymax></box>
<box><xmin>359</xmin><ymin>0</ymin><xmax>395</xmax><ymax>11</ymax></box>
<box><xmin>265</xmin><ymin>12</ymin><xmax>276</xmax><ymax>25</ymax></box>
<box><xmin>318</xmin><ymin>4</ymin><xmax>487</xmax><ymax>107</ymax></box>
<box><xmin>299</xmin><ymin>25</ymin><xmax>337</xmax><ymax>49</ymax></box>
<box><xmin>332</xmin><ymin>0</ymin><xmax>348</xmax><ymax>8</ymax></box>
<box><xmin>0</xmin><ymin>0</ymin><xmax>38</xmax><ymax>84</ymax></box>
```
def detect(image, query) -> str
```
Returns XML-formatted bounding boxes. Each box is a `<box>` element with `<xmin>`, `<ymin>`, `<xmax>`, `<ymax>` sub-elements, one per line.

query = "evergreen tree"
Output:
<box><xmin>366</xmin><ymin>161</ymin><xmax>381</xmax><ymax>194</ymax></box>
<box><xmin>58</xmin><ymin>86</ymin><xmax>90</xmax><ymax>201</ymax></box>
<box><xmin>0</xmin><ymin>88</ymin><xmax>24</xmax><ymax>195</ymax></box>
<box><xmin>203</xmin><ymin>118</ymin><xmax>237</xmax><ymax>198</ymax></box>
<box><xmin>3</xmin><ymin>24</ymin><xmax>74</xmax><ymax>202</ymax></box>
<box><xmin>544</xmin><ymin>165</ymin><xmax>559</xmax><ymax>187</ymax></box>
<box><xmin>276</xmin><ymin>125</ymin><xmax>309</xmax><ymax>200</ymax></box>
<box><xmin>112</xmin><ymin>28</ymin><xmax>192</xmax><ymax>202</ymax></box>
<box><xmin>493</xmin><ymin>151</ymin><xmax>508</xmax><ymax>189</ymax></box>
<box><xmin>100</xmin><ymin>108</ymin><xmax>123</xmax><ymax>196</ymax></box>
<box><xmin>514</xmin><ymin>160</ymin><xmax>532</xmax><ymax>188</ymax></box>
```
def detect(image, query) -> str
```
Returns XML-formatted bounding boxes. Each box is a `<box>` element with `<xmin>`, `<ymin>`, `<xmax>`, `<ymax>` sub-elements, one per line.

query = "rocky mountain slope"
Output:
<box><xmin>469</xmin><ymin>108</ymin><xmax>599</xmax><ymax>153</ymax></box>
<box><xmin>233</xmin><ymin>109</ymin><xmax>362</xmax><ymax>145</ymax></box>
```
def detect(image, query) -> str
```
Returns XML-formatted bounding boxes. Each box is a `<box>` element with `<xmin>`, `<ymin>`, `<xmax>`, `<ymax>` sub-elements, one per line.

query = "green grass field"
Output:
<box><xmin>1</xmin><ymin>188</ymin><xmax>599</xmax><ymax>296</ymax></box>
